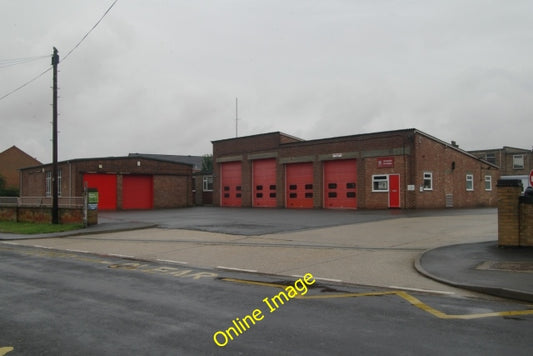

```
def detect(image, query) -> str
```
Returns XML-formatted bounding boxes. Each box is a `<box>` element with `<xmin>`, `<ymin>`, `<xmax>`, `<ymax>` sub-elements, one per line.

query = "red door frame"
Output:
<box><xmin>389</xmin><ymin>174</ymin><xmax>400</xmax><ymax>208</ymax></box>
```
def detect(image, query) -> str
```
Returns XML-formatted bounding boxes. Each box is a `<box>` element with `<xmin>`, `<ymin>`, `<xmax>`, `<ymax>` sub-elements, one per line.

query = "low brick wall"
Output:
<box><xmin>0</xmin><ymin>206</ymin><xmax>96</xmax><ymax>225</ymax></box>
<box><xmin>497</xmin><ymin>179</ymin><xmax>533</xmax><ymax>247</ymax></box>
<box><xmin>520</xmin><ymin>198</ymin><xmax>533</xmax><ymax>246</ymax></box>
<box><xmin>0</xmin><ymin>207</ymin><xmax>17</xmax><ymax>222</ymax></box>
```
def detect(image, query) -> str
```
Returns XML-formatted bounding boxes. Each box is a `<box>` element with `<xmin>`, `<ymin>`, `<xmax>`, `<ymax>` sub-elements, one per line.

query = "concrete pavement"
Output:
<box><xmin>2</xmin><ymin>208</ymin><xmax>532</xmax><ymax>302</ymax></box>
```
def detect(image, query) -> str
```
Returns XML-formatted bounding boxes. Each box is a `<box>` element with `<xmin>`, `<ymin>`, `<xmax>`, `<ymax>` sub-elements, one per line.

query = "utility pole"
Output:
<box><xmin>51</xmin><ymin>47</ymin><xmax>59</xmax><ymax>224</ymax></box>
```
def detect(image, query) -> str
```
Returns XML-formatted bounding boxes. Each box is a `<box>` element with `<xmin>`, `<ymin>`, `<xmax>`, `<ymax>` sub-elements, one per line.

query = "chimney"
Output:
<box><xmin>451</xmin><ymin>140</ymin><xmax>459</xmax><ymax>148</ymax></box>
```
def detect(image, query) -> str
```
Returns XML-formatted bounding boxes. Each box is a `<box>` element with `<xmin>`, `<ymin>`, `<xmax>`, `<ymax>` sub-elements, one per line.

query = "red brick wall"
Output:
<box><xmin>414</xmin><ymin>134</ymin><xmax>497</xmax><ymax>208</ymax></box>
<box><xmin>214</xmin><ymin>132</ymin><xmax>287</xmax><ymax>157</ymax></box>
<box><xmin>0</xmin><ymin>207</ymin><xmax>17</xmax><ymax>221</ymax></box>
<box><xmin>0</xmin><ymin>207</ymin><xmax>85</xmax><ymax>224</ymax></box>
<box><xmin>153</xmin><ymin>175</ymin><xmax>191</xmax><ymax>208</ymax></box>
<box><xmin>20</xmin><ymin>157</ymin><xmax>193</xmax><ymax>210</ymax></box>
<box><xmin>363</xmin><ymin>156</ymin><xmax>408</xmax><ymax>209</ymax></box>
<box><xmin>212</xmin><ymin>130</ymin><xmax>498</xmax><ymax>209</ymax></box>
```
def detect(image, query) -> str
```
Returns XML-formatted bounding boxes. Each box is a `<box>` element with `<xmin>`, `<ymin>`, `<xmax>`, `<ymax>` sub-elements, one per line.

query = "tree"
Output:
<box><xmin>201</xmin><ymin>154</ymin><xmax>213</xmax><ymax>173</ymax></box>
<box><xmin>0</xmin><ymin>174</ymin><xmax>19</xmax><ymax>196</ymax></box>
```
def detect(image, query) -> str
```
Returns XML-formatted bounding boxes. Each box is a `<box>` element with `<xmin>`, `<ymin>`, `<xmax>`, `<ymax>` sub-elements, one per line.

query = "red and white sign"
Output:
<box><xmin>377</xmin><ymin>157</ymin><xmax>394</xmax><ymax>168</ymax></box>
<box><xmin>529</xmin><ymin>169</ymin><xmax>533</xmax><ymax>187</ymax></box>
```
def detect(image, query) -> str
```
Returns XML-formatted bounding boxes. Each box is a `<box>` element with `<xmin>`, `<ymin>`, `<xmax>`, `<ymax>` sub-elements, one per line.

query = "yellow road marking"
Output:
<box><xmin>0</xmin><ymin>347</ymin><xmax>14</xmax><ymax>356</ymax></box>
<box><xmin>221</xmin><ymin>277</ymin><xmax>533</xmax><ymax>320</ymax></box>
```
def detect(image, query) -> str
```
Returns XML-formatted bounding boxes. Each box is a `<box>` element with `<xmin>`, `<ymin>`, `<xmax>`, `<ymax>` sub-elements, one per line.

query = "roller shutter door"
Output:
<box><xmin>286</xmin><ymin>162</ymin><xmax>314</xmax><ymax>208</ymax></box>
<box><xmin>221</xmin><ymin>161</ymin><xmax>242</xmax><ymax>207</ymax></box>
<box><xmin>83</xmin><ymin>173</ymin><xmax>117</xmax><ymax>210</ymax></box>
<box><xmin>253</xmin><ymin>159</ymin><xmax>277</xmax><ymax>207</ymax></box>
<box><xmin>123</xmin><ymin>175</ymin><xmax>153</xmax><ymax>210</ymax></box>
<box><xmin>324</xmin><ymin>160</ymin><xmax>357</xmax><ymax>209</ymax></box>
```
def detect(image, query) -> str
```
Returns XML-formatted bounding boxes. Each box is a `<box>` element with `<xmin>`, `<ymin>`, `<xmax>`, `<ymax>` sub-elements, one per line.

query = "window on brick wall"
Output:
<box><xmin>45</xmin><ymin>171</ymin><xmax>51</xmax><ymax>196</ymax></box>
<box><xmin>372</xmin><ymin>175</ymin><xmax>388</xmax><ymax>192</ymax></box>
<box><xmin>485</xmin><ymin>175</ymin><xmax>492</xmax><ymax>191</ymax></box>
<box><xmin>423</xmin><ymin>172</ymin><xmax>433</xmax><ymax>191</ymax></box>
<box><xmin>45</xmin><ymin>170</ymin><xmax>62</xmax><ymax>196</ymax></box>
<box><xmin>58</xmin><ymin>169</ymin><xmax>62</xmax><ymax>196</ymax></box>
<box><xmin>513</xmin><ymin>155</ymin><xmax>524</xmax><ymax>169</ymax></box>
<box><xmin>485</xmin><ymin>153</ymin><xmax>496</xmax><ymax>164</ymax></box>
<box><xmin>466</xmin><ymin>174</ymin><xmax>474</xmax><ymax>191</ymax></box>
<box><xmin>203</xmin><ymin>175</ymin><xmax>213</xmax><ymax>191</ymax></box>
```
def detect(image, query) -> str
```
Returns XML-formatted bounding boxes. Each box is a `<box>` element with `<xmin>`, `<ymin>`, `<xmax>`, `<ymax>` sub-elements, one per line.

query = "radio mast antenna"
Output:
<box><xmin>235</xmin><ymin>97</ymin><xmax>239</xmax><ymax>137</ymax></box>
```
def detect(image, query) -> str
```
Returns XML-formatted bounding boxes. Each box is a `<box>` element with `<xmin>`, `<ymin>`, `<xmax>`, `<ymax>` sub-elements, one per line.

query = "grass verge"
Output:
<box><xmin>0</xmin><ymin>221</ymin><xmax>84</xmax><ymax>234</ymax></box>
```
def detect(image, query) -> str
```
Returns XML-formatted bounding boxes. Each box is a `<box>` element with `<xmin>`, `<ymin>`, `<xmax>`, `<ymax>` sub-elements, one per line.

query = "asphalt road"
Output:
<box><xmin>1</xmin><ymin>244</ymin><xmax>532</xmax><ymax>355</ymax></box>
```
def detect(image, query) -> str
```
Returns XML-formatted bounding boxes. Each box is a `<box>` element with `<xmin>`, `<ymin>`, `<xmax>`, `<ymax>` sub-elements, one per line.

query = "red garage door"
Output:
<box><xmin>83</xmin><ymin>174</ymin><xmax>117</xmax><ymax>210</ymax></box>
<box><xmin>286</xmin><ymin>162</ymin><xmax>314</xmax><ymax>208</ymax></box>
<box><xmin>324</xmin><ymin>160</ymin><xmax>357</xmax><ymax>209</ymax></box>
<box><xmin>253</xmin><ymin>159</ymin><xmax>277</xmax><ymax>207</ymax></box>
<box><xmin>221</xmin><ymin>161</ymin><xmax>242</xmax><ymax>207</ymax></box>
<box><xmin>123</xmin><ymin>175</ymin><xmax>153</xmax><ymax>210</ymax></box>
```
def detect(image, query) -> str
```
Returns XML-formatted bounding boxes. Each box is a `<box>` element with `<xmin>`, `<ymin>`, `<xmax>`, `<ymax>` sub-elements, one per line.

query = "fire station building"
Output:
<box><xmin>212</xmin><ymin>129</ymin><xmax>499</xmax><ymax>209</ymax></box>
<box><xmin>19</xmin><ymin>155</ymin><xmax>194</xmax><ymax>210</ymax></box>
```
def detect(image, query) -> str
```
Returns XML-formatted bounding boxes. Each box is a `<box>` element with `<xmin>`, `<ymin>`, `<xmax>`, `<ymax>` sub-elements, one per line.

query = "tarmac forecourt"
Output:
<box><xmin>212</xmin><ymin>273</ymin><xmax>316</xmax><ymax>347</ymax></box>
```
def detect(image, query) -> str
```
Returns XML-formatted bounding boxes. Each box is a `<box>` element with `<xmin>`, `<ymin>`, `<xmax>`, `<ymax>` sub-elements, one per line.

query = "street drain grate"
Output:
<box><xmin>476</xmin><ymin>261</ymin><xmax>533</xmax><ymax>273</ymax></box>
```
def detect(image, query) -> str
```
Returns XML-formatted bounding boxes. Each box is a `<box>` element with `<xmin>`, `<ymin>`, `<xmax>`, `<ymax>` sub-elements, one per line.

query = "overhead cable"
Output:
<box><xmin>63</xmin><ymin>0</ymin><xmax>120</xmax><ymax>62</ymax></box>
<box><xmin>0</xmin><ymin>67</ymin><xmax>52</xmax><ymax>101</ymax></box>
<box><xmin>0</xmin><ymin>55</ymin><xmax>51</xmax><ymax>69</ymax></box>
<box><xmin>0</xmin><ymin>0</ymin><xmax>120</xmax><ymax>102</ymax></box>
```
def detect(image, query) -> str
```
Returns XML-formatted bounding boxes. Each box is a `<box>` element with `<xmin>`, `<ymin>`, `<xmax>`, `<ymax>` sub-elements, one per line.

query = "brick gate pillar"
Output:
<box><xmin>497</xmin><ymin>179</ymin><xmax>522</xmax><ymax>247</ymax></box>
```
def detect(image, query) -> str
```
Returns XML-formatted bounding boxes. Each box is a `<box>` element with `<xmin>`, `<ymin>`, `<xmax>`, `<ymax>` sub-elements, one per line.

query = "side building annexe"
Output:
<box><xmin>19</xmin><ymin>155</ymin><xmax>194</xmax><ymax>210</ymax></box>
<box><xmin>212</xmin><ymin>128</ymin><xmax>499</xmax><ymax>209</ymax></box>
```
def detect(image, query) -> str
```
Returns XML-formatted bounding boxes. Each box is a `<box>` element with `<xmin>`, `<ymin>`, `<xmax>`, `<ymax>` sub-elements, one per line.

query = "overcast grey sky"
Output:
<box><xmin>1</xmin><ymin>0</ymin><xmax>532</xmax><ymax>163</ymax></box>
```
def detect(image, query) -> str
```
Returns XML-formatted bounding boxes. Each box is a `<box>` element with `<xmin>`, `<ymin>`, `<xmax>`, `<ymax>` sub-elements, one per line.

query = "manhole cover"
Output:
<box><xmin>476</xmin><ymin>261</ymin><xmax>533</xmax><ymax>273</ymax></box>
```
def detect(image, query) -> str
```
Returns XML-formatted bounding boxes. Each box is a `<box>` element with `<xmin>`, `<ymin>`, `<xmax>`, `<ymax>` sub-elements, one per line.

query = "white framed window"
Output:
<box><xmin>372</xmin><ymin>175</ymin><xmax>388</xmax><ymax>192</ymax></box>
<box><xmin>484</xmin><ymin>175</ymin><xmax>492</xmax><ymax>191</ymax></box>
<box><xmin>466</xmin><ymin>174</ymin><xmax>474</xmax><ymax>191</ymax></box>
<box><xmin>423</xmin><ymin>172</ymin><xmax>433</xmax><ymax>191</ymax></box>
<box><xmin>203</xmin><ymin>175</ymin><xmax>213</xmax><ymax>191</ymax></box>
<box><xmin>45</xmin><ymin>171</ymin><xmax>52</xmax><ymax>197</ymax></box>
<box><xmin>45</xmin><ymin>170</ymin><xmax>62</xmax><ymax>196</ymax></box>
<box><xmin>513</xmin><ymin>155</ymin><xmax>524</xmax><ymax>169</ymax></box>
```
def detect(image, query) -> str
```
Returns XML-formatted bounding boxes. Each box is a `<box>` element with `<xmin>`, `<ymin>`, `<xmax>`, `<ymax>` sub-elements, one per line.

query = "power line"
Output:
<box><xmin>63</xmin><ymin>0</ymin><xmax>120</xmax><ymax>62</ymax></box>
<box><xmin>0</xmin><ymin>66</ymin><xmax>52</xmax><ymax>101</ymax></box>
<box><xmin>0</xmin><ymin>0</ymin><xmax>120</xmax><ymax>102</ymax></box>
<box><xmin>0</xmin><ymin>55</ymin><xmax>51</xmax><ymax>69</ymax></box>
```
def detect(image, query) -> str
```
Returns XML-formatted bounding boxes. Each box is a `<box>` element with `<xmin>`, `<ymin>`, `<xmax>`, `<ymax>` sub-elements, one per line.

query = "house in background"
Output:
<box><xmin>0</xmin><ymin>146</ymin><xmax>41</xmax><ymax>194</ymax></box>
<box><xmin>470</xmin><ymin>146</ymin><xmax>533</xmax><ymax>191</ymax></box>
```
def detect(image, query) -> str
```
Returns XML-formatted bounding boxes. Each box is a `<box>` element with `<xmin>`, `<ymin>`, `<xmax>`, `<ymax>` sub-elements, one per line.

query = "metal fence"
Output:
<box><xmin>0</xmin><ymin>196</ymin><xmax>84</xmax><ymax>208</ymax></box>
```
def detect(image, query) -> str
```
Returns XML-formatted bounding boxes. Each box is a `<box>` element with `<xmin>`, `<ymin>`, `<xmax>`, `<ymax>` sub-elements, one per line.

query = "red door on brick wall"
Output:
<box><xmin>221</xmin><ymin>162</ymin><xmax>242</xmax><ymax>207</ymax></box>
<box><xmin>286</xmin><ymin>162</ymin><xmax>314</xmax><ymax>208</ymax></box>
<box><xmin>83</xmin><ymin>173</ymin><xmax>117</xmax><ymax>210</ymax></box>
<box><xmin>389</xmin><ymin>174</ymin><xmax>400</xmax><ymax>208</ymax></box>
<box><xmin>123</xmin><ymin>175</ymin><xmax>153</xmax><ymax>209</ymax></box>
<box><xmin>324</xmin><ymin>159</ymin><xmax>357</xmax><ymax>209</ymax></box>
<box><xmin>253</xmin><ymin>159</ymin><xmax>277</xmax><ymax>207</ymax></box>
